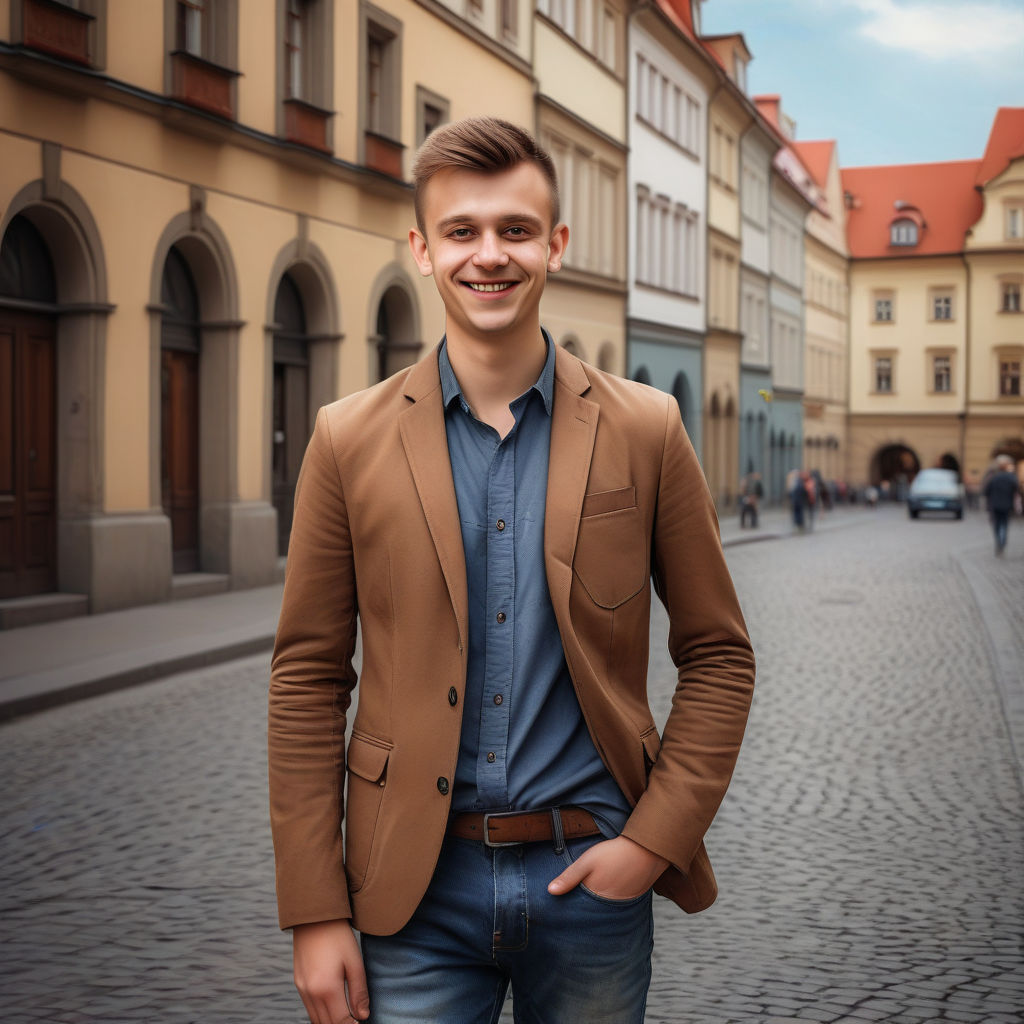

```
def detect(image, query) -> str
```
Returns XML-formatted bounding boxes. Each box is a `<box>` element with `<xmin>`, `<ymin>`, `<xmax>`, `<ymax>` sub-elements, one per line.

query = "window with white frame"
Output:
<box><xmin>931</xmin><ymin>289</ymin><xmax>954</xmax><ymax>321</ymax></box>
<box><xmin>874</xmin><ymin>292</ymin><xmax>894</xmax><ymax>323</ymax></box>
<box><xmin>874</xmin><ymin>356</ymin><xmax>893</xmax><ymax>393</ymax></box>
<box><xmin>539</xmin><ymin>0</ymin><xmax>621</xmax><ymax>73</ymax></box>
<box><xmin>635</xmin><ymin>53</ymin><xmax>700</xmax><ymax>155</ymax></box>
<box><xmin>635</xmin><ymin>186</ymin><xmax>697</xmax><ymax>296</ymax></box>
<box><xmin>1002</xmin><ymin>281</ymin><xmax>1022</xmax><ymax>312</ymax></box>
<box><xmin>545</xmin><ymin>129</ymin><xmax>620</xmax><ymax>278</ymax></box>
<box><xmin>890</xmin><ymin>218</ymin><xmax>918</xmax><ymax>246</ymax></box>
<box><xmin>1000</xmin><ymin>358</ymin><xmax>1021</xmax><ymax>396</ymax></box>
<box><xmin>742</xmin><ymin>161</ymin><xmax>768</xmax><ymax>225</ymax></box>
<box><xmin>932</xmin><ymin>354</ymin><xmax>952</xmax><ymax>393</ymax></box>
<box><xmin>499</xmin><ymin>0</ymin><xmax>517</xmax><ymax>40</ymax></box>
<box><xmin>1006</xmin><ymin>204</ymin><xmax>1023</xmax><ymax>240</ymax></box>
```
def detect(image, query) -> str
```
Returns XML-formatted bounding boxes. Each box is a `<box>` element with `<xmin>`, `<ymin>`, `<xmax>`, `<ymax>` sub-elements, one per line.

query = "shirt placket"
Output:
<box><xmin>476</xmin><ymin>410</ymin><xmax>520</xmax><ymax>807</ymax></box>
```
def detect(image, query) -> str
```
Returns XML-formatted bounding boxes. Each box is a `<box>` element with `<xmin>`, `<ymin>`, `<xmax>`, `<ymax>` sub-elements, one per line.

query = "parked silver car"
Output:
<box><xmin>907</xmin><ymin>468</ymin><xmax>964</xmax><ymax>519</ymax></box>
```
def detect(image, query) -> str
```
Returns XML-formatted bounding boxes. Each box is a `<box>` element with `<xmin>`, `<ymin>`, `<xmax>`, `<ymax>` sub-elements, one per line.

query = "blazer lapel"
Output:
<box><xmin>398</xmin><ymin>351</ymin><xmax>469</xmax><ymax>649</ymax></box>
<box><xmin>545</xmin><ymin>347</ymin><xmax>599</xmax><ymax>618</ymax></box>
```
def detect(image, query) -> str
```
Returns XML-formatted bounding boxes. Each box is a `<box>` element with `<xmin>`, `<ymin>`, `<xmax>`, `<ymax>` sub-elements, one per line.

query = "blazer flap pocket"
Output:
<box><xmin>581</xmin><ymin>485</ymin><xmax>636</xmax><ymax>518</ymax></box>
<box><xmin>641</xmin><ymin>726</ymin><xmax>661</xmax><ymax>766</ymax></box>
<box><xmin>347</xmin><ymin>734</ymin><xmax>392</xmax><ymax>783</ymax></box>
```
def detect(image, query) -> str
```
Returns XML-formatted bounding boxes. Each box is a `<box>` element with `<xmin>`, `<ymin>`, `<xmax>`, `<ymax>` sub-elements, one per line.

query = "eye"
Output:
<box><xmin>449</xmin><ymin>227</ymin><xmax>473</xmax><ymax>239</ymax></box>
<box><xmin>505</xmin><ymin>226</ymin><xmax>528</xmax><ymax>238</ymax></box>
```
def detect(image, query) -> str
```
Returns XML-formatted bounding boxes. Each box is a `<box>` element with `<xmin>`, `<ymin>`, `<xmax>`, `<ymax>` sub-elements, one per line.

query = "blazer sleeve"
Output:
<box><xmin>620</xmin><ymin>397</ymin><xmax>756</xmax><ymax>874</ymax></box>
<box><xmin>268</xmin><ymin>406</ymin><xmax>359</xmax><ymax>930</ymax></box>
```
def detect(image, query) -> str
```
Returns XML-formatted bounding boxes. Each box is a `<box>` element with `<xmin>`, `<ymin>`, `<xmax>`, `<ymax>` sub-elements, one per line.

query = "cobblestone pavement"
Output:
<box><xmin>2</xmin><ymin>507</ymin><xmax>1022</xmax><ymax>1024</ymax></box>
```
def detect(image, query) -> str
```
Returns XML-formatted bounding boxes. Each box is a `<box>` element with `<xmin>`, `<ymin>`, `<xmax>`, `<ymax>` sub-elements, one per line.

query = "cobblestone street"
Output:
<box><xmin>2</xmin><ymin>507</ymin><xmax>1022</xmax><ymax>1023</ymax></box>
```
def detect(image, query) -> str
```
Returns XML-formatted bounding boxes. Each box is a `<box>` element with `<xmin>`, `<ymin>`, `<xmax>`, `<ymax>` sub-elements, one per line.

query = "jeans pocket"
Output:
<box><xmin>559</xmin><ymin>836</ymin><xmax>653</xmax><ymax>907</ymax></box>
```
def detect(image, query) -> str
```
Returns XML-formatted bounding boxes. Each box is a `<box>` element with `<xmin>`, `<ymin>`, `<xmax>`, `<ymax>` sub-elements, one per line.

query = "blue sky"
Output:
<box><xmin>698</xmin><ymin>0</ymin><xmax>1024</xmax><ymax>168</ymax></box>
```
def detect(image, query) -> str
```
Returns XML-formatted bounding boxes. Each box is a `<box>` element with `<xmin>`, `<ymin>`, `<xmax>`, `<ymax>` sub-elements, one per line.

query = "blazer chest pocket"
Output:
<box><xmin>344</xmin><ymin>733</ymin><xmax>391</xmax><ymax>893</ymax></box>
<box><xmin>573</xmin><ymin>486</ymin><xmax>647</xmax><ymax>609</ymax></box>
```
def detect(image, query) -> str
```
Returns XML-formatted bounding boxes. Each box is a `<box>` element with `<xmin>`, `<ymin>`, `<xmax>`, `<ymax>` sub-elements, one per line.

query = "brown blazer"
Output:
<box><xmin>269</xmin><ymin>344</ymin><xmax>755</xmax><ymax>936</ymax></box>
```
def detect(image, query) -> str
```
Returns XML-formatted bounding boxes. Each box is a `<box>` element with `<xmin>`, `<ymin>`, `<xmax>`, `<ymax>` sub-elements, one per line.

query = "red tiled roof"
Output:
<box><xmin>840</xmin><ymin>161</ymin><xmax>983</xmax><ymax>258</ymax></box>
<box><xmin>655</xmin><ymin>0</ymin><xmax>698</xmax><ymax>41</ymax></box>
<box><xmin>976</xmin><ymin>107</ymin><xmax>1024</xmax><ymax>186</ymax></box>
<box><xmin>792</xmin><ymin>140</ymin><xmax>835</xmax><ymax>190</ymax></box>
<box><xmin>753</xmin><ymin>95</ymin><xmax>781</xmax><ymax>132</ymax></box>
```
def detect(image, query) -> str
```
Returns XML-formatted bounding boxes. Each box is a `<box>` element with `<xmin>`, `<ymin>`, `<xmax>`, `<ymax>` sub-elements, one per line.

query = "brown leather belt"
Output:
<box><xmin>448</xmin><ymin>807</ymin><xmax>601</xmax><ymax>848</ymax></box>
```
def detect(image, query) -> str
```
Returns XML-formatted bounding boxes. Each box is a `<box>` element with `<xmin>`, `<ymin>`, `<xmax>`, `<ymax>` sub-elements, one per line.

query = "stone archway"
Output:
<box><xmin>367</xmin><ymin>264</ymin><xmax>421</xmax><ymax>384</ymax></box>
<box><xmin>0</xmin><ymin>174</ymin><xmax>112</xmax><ymax>609</ymax></box>
<box><xmin>871</xmin><ymin>443</ymin><xmax>920</xmax><ymax>495</ymax></box>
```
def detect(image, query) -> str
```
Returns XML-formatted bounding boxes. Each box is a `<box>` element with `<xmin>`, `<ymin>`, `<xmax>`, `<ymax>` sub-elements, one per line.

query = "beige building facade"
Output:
<box><xmin>0</xmin><ymin>0</ymin><xmax>534</xmax><ymax>619</ymax></box>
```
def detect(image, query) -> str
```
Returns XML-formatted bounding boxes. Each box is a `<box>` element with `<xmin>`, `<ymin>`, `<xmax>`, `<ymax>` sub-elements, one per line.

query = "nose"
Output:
<box><xmin>472</xmin><ymin>231</ymin><xmax>509</xmax><ymax>269</ymax></box>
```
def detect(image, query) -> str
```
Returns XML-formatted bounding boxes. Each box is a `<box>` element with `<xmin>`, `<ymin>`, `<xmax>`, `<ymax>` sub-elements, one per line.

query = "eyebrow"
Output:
<box><xmin>436</xmin><ymin>213</ymin><xmax>546</xmax><ymax>233</ymax></box>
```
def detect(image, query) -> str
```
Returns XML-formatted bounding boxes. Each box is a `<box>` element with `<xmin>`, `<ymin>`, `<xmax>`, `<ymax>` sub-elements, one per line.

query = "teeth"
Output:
<box><xmin>467</xmin><ymin>283</ymin><xmax>511</xmax><ymax>292</ymax></box>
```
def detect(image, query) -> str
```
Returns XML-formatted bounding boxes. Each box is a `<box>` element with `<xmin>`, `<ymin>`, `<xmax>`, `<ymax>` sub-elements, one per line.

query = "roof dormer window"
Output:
<box><xmin>890</xmin><ymin>218</ymin><xmax>918</xmax><ymax>246</ymax></box>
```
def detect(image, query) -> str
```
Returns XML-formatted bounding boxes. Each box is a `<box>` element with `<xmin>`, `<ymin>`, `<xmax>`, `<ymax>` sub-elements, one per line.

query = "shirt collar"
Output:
<box><xmin>438</xmin><ymin>329</ymin><xmax>555</xmax><ymax>417</ymax></box>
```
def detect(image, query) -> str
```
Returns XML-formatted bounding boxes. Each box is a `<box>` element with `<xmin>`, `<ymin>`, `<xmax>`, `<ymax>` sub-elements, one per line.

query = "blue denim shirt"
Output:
<box><xmin>439</xmin><ymin>334</ymin><xmax>631</xmax><ymax>835</ymax></box>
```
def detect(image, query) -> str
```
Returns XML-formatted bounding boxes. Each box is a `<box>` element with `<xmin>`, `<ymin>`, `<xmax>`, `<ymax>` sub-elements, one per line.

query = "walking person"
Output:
<box><xmin>983</xmin><ymin>454</ymin><xmax>1021</xmax><ymax>555</ymax></box>
<box><xmin>268</xmin><ymin>118</ymin><xmax>755</xmax><ymax>1024</ymax></box>
<box><xmin>739</xmin><ymin>471</ymin><xmax>763</xmax><ymax>529</ymax></box>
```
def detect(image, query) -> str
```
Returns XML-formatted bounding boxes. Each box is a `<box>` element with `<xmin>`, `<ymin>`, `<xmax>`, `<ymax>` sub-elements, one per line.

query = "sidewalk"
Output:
<box><xmin>0</xmin><ymin>504</ymin><xmax>863</xmax><ymax>722</ymax></box>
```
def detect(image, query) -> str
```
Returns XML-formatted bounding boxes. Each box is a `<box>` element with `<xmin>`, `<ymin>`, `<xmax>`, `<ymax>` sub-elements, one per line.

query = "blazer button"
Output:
<box><xmin>448</xmin><ymin>687</ymin><xmax>458</xmax><ymax>706</ymax></box>
<box><xmin>437</xmin><ymin>777</ymin><xmax>450</xmax><ymax>795</ymax></box>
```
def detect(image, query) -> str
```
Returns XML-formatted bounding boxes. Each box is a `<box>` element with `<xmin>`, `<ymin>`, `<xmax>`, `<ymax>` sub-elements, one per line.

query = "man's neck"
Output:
<box><xmin>444</xmin><ymin>322</ymin><xmax>547</xmax><ymax>438</ymax></box>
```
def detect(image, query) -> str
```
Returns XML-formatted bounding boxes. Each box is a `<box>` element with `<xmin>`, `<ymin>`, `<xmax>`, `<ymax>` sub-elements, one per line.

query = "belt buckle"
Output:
<box><xmin>482</xmin><ymin>811</ymin><xmax>521</xmax><ymax>848</ymax></box>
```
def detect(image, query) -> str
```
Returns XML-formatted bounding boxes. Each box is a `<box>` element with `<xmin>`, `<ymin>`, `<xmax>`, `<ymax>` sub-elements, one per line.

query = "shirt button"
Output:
<box><xmin>496</xmin><ymin>519</ymin><xmax>506</xmax><ymax>531</ymax></box>
<box><xmin>437</xmin><ymin>777</ymin><xmax>450</xmax><ymax>795</ymax></box>
<box><xmin>487</xmin><ymin>752</ymin><xmax>496</xmax><ymax>763</ymax></box>
<box><xmin>493</xmin><ymin>694</ymin><xmax>503</xmax><ymax>705</ymax></box>
<box><xmin>448</xmin><ymin>687</ymin><xmax>458</xmax><ymax>706</ymax></box>
<box><xmin>496</xmin><ymin>611</ymin><xmax>506</xmax><ymax>623</ymax></box>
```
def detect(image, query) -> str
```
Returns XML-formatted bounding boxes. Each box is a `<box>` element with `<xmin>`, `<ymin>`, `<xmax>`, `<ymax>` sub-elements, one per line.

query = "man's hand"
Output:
<box><xmin>547</xmin><ymin>834</ymin><xmax>669</xmax><ymax>901</ymax></box>
<box><xmin>293</xmin><ymin>919</ymin><xmax>370</xmax><ymax>1024</ymax></box>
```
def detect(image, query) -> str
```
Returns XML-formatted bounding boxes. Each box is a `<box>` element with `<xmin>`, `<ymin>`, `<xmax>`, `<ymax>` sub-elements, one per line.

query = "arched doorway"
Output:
<box><xmin>938</xmin><ymin>452</ymin><xmax>961</xmax><ymax>477</ymax></box>
<box><xmin>871</xmin><ymin>443</ymin><xmax>920</xmax><ymax>496</ymax></box>
<box><xmin>272</xmin><ymin>271</ymin><xmax>309</xmax><ymax>555</ymax></box>
<box><xmin>160</xmin><ymin>245</ymin><xmax>201</xmax><ymax>574</ymax></box>
<box><xmin>375</xmin><ymin>285</ymin><xmax>419</xmax><ymax>381</ymax></box>
<box><xmin>671</xmin><ymin>371</ymin><xmax>692</xmax><ymax>437</ymax></box>
<box><xmin>632</xmin><ymin>366</ymin><xmax>651</xmax><ymax>386</ymax></box>
<box><xmin>0</xmin><ymin>215</ymin><xmax>57</xmax><ymax>598</ymax></box>
<box><xmin>561</xmin><ymin>336</ymin><xmax>583</xmax><ymax>359</ymax></box>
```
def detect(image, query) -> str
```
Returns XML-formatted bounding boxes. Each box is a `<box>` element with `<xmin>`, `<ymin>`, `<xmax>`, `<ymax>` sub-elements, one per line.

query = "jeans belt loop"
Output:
<box><xmin>550</xmin><ymin>807</ymin><xmax>566</xmax><ymax>855</ymax></box>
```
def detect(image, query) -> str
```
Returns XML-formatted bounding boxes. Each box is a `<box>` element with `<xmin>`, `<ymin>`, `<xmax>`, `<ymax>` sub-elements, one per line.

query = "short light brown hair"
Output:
<box><xmin>412</xmin><ymin>117</ymin><xmax>560</xmax><ymax>234</ymax></box>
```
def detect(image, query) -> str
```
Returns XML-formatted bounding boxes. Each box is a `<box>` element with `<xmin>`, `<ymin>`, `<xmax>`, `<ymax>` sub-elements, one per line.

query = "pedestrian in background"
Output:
<box><xmin>739</xmin><ymin>471</ymin><xmax>763</xmax><ymax>529</ymax></box>
<box><xmin>268</xmin><ymin>117</ymin><xmax>755</xmax><ymax>1024</ymax></box>
<box><xmin>982</xmin><ymin>454</ymin><xmax>1021</xmax><ymax>555</ymax></box>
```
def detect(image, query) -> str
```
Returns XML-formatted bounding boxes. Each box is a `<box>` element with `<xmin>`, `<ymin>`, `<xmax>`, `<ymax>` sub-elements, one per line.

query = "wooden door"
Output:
<box><xmin>272</xmin><ymin>359</ymin><xmax>309</xmax><ymax>556</ymax></box>
<box><xmin>161</xmin><ymin>348</ymin><xmax>200</xmax><ymax>573</ymax></box>
<box><xmin>0</xmin><ymin>313</ymin><xmax>57</xmax><ymax>599</ymax></box>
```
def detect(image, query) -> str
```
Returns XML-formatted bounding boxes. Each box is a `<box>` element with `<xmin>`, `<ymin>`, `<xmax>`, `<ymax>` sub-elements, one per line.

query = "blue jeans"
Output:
<box><xmin>992</xmin><ymin>509</ymin><xmax>1009</xmax><ymax>551</ymax></box>
<box><xmin>361</xmin><ymin>834</ymin><xmax>654</xmax><ymax>1023</ymax></box>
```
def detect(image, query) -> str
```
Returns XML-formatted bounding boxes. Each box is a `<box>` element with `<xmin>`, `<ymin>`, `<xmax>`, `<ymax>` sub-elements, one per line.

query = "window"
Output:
<box><xmin>20</xmin><ymin>0</ymin><xmax>109</xmax><ymax>67</ymax></box>
<box><xmin>544</xmin><ymin>128</ymin><xmax>622</xmax><ymax>279</ymax></box>
<box><xmin>1000</xmin><ymin>359</ymin><xmax>1021</xmax><ymax>396</ymax></box>
<box><xmin>874</xmin><ymin>293</ymin><xmax>894</xmax><ymax>323</ymax></box>
<box><xmin>931</xmin><ymin>290</ymin><xmax>953</xmax><ymax>321</ymax></box>
<box><xmin>361</xmin><ymin>3</ymin><xmax>402</xmax><ymax>174</ymax></box>
<box><xmin>500</xmin><ymin>0</ymin><xmax>518</xmax><ymax>40</ymax></box>
<box><xmin>1002</xmin><ymin>282</ymin><xmax>1022</xmax><ymax>312</ymax></box>
<box><xmin>416</xmin><ymin>86</ymin><xmax>449</xmax><ymax>145</ymax></box>
<box><xmin>635</xmin><ymin>186</ymin><xmax>698</xmax><ymax>296</ymax></box>
<box><xmin>279</xmin><ymin>0</ymin><xmax>333</xmax><ymax>150</ymax></box>
<box><xmin>539</xmin><ymin>0</ymin><xmax>621</xmax><ymax>73</ymax></box>
<box><xmin>875</xmin><ymin>356</ymin><xmax>893</xmax><ymax>393</ymax></box>
<box><xmin>167</xmin><ymin>0</ymin><xmax>239</xmax><ymax>118</ymax></box>
<box><xmin>634</xmin><ymin>54</ymin><xmax>699</xmax><ymax>154</ymax></box>
<box><xmin>933</xmin><ymin>356</ymin><xmax>952</xmax><ymax>393</ymax></box>
<box><xmin>1007</xmin><ymin>206</ymin><xmax>1023</xmax><ymax>240</ymax></box>
<box><xmin>890</xmin><ymin>218</ymin><xmax>918</xmax><ymax>246</ymax></box>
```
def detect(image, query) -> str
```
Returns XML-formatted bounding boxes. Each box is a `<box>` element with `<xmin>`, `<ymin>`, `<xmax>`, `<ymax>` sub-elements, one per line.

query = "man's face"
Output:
<box><xmin>409</xmin><ymin>162</ymin><xmax>568</xmax><ymax>343</ymax></box>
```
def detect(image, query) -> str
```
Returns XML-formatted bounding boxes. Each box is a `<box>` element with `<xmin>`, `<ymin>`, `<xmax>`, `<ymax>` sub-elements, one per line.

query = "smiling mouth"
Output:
<box><xmin>464</xmin><ymin>282</ymin><xmax>516</xmax><ymax>293</ymax></box>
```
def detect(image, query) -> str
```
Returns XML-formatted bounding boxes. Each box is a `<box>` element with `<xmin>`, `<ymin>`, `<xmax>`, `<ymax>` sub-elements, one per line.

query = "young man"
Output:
<box><xmin>983</xmin><ymin>454</ymin><xmax>1020</xmax><ymax>555</ymax></box>
<box><xmin>269</xmin><ymin>117</ymin><xmax>755</xmax><ymax>1024</ymax></box>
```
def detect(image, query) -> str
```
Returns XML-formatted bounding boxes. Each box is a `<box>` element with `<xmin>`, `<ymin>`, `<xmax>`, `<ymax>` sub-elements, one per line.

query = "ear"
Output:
<box><xmin>547</xmin><ymin>223</ymin><xmax>569</xmax><ymax>273</ymax></box>
<box><xmin>408</xmin><ymin>229</ymin><xmax>433</xmax><ymax>277</ymax></box>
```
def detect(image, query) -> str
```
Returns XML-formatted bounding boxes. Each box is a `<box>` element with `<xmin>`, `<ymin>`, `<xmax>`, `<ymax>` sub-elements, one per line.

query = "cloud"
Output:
<box><xmin>840</xmin><ymin>0</ymin><xmax>1024</xmax><ymax>60</ymax></box>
